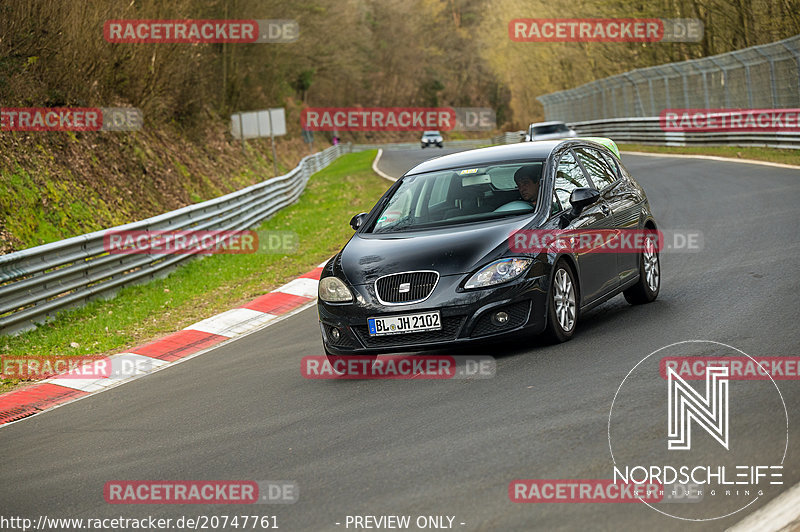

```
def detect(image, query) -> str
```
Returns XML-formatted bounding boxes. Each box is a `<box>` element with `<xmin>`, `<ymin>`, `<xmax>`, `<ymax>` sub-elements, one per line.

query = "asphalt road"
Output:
<box><xmin>1</xmin><ymin>147</ymin><xmax>799</xmax><ymax>531</ymax></box>
<box><xmin>376</xmin><ymin>146</ymin><xmax>465</xmax><ymax>177</ymax></box>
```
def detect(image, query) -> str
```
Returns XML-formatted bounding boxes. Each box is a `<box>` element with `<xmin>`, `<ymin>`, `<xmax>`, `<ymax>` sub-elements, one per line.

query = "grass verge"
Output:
<box><xmin>617</xmin><ymin>143</ymin><xmax>800</xmax><ymax>166</ymax></box>
<box><xmin>0</xmin><ymin>150</ymin><xmax>389</xmax><ymax>394</ymax></box>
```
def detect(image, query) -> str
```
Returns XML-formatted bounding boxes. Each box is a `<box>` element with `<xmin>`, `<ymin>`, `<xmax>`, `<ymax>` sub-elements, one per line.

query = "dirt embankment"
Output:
<box><xmin>0</xmin><ymin>118</ymin><xmax>324</xmax><ymax>254</ymax></box>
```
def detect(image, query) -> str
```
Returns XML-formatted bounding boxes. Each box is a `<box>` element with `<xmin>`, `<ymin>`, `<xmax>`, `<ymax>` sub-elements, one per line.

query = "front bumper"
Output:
<box><xmin>318</xmin><ymin>274</ymin><xmax>549</xmax><ymax>355</ymax></box>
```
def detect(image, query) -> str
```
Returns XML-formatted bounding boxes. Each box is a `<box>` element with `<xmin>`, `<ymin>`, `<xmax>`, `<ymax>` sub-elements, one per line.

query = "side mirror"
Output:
<box><xmin>350</xmin><ymin>212</ymin><xmax>368</xmax><ymax>230</ymax></box>
<box><xmin>569</xmin><ymin>187</ymin><xmax>600</xmax><ymax>215</ymax></box>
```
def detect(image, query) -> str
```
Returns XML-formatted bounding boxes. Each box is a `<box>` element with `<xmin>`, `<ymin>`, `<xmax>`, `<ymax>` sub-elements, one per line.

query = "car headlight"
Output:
<box><xmin>464</xmin><ymin>258</ymin><xmax>533</xmax><ymax>289</ymax></box>
<box><xmin>319</xmin><ymin>277</ymin><xmax>353</xmax><ymax>302</ymax></box>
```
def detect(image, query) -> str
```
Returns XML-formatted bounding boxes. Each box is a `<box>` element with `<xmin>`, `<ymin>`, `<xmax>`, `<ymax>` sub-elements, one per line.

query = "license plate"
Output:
<box><xmin>367</xmin><ymin>311</ymin><xmax>441</xmax><ymax>336</ymax></box>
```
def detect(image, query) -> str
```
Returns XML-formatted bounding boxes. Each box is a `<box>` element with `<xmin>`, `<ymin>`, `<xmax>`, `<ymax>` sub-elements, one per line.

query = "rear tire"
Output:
<box><xmin>624</xmin><ymin>230</ymin><xmax>660</xmax><ymax>305</ymax></box>
<box><xmin>544</xmin><ymin>260</ymin><xmax>578</xmax><ymax>343</ymax></box>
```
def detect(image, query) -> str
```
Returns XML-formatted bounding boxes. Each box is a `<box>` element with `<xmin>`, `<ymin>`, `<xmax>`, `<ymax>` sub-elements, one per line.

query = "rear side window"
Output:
<box><xmin>554</xmin><ymin>151</ymin><xmax>591</xmax><ymax>211</ymax></box>
<box><xmin>601</xmin><ymin>151</ymin><xmax>621</xmax><ymax>179</ymax></box>
<box><xmin>575</xmin><ymin>147</ymin><xmax>617</xmax><ymax>190</ymax></box>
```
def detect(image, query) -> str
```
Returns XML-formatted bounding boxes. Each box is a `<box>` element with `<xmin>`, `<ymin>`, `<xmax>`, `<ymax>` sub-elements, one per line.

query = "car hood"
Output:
<box><xmin>339</xmin><ymin>215</ymin><xmax>535</xmax><ymax>285</ymax></box>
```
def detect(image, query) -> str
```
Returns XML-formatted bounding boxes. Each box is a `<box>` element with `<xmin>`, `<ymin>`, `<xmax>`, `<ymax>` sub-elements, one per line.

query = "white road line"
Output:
<box><xmin>372</xmin><ymin>148</ymin><xmax>398</xmax><ymax>182</ymax></box>
<box><xmin>726</xmin><ymin>481</ymin><xmax>800</xmax><ymax>532</ymax></box>
<box><xmin>621</xmin><ymin>150</ymin><xmax>800</xmax><ymax>170</ymax></box>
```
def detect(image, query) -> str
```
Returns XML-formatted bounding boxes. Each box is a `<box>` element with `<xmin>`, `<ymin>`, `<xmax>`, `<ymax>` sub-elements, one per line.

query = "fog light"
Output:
<box><xmin>491</xmin><ymin>311</ymin><xmax>510</xmax><ymax>326</ymax></box>
<box><xmin>330</xmin><ymin>327</ymin><xmax>341</xmax><ymax>341</ymax></box>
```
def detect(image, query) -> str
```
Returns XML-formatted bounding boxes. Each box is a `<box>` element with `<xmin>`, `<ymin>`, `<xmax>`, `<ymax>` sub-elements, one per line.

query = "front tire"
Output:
<box><xmin>544</xmin><ymin>260</ymin><xmax>578</xmax><ymax>343</ymax></box>
<box><xmin>623</xmin><ymin>230</ymin><xmax>660</xmax><ymax>304</ymax></box>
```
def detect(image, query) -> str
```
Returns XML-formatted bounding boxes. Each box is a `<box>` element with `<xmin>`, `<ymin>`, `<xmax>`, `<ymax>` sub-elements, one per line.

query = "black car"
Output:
<box><xmin>420</xmin><ymin>130</ymin><xmax>444</xmax><ymax>148</ymax></box>
<box><xmin>318</xmin><ymin>139</ymin><xmax>660</xmax><ymax>364</ymax></box>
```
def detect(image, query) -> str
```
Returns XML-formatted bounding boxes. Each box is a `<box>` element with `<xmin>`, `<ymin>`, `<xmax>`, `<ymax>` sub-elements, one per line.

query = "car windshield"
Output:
<box><xmin>423</xmin><ymin>131</ymin><xmax>440</xmax><ymax>137</ymax></box>
<box><xmin>533</xmin><ymin>123</ymin><xmax>569</xmax><ymax>135</ymax></box>
<box><xmin>370</xmin><ymin>162</ymin><xmax>545</xmax><ymax>233</ymax></box>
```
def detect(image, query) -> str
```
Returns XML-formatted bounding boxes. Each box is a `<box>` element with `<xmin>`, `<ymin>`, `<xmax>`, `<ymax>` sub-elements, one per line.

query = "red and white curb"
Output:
<box><xmin>0</xmin><ymin>261</ymin><xmax>326</xmax><ymax>427</ymax></box>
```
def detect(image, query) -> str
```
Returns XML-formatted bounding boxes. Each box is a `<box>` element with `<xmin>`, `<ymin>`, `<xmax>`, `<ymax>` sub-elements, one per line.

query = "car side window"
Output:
<box><xmin>575</xmin><ymin>147</ymin><xmax>617</xmax><ymax>190</ymax></box>
<box><xmin>601</xmin><ymin>151</ymin><xmax>621</xmax><ymax>179</ymax></box>
<box><xmin>554</xmin><ymin>150</ymin><xmax>590</xmax><ymax>210</ymax></box>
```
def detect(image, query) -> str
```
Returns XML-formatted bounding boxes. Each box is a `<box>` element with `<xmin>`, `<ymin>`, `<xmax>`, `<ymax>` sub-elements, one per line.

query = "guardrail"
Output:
<box><xmin>0</xmin><ymin>143</ymin><xmax>349</xmax><ymax>336</ymax></box>
<box><xmin>568</xmin><ymin>117</ymin><xmax>800</xmax><ymax>149</ymax></box>
<box><xmin>490</xmin><ymin>132</ymin><xmax>524</xmax><ymax>145</ymax></box>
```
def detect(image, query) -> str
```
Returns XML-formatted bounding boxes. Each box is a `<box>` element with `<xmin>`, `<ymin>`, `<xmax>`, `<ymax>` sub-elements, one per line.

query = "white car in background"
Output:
<box><xmin>420</xmin><ymin>130</ymin><xmax>444</xmax><ymax>148</ymax></box>
<box><xmin>522</xmin><ymin>121</ymin><xmax>577</xmax><ymax>141</ymax></box>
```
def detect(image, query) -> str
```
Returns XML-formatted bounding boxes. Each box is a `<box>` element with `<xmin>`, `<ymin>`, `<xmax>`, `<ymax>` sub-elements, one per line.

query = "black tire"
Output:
<box><xmin>421</xmin><ymin>144</ymin><xmax>426</xmax><ymax>149</ymax></box>
<box><xmin>543</xmin><ymin>259</ymin><xmax>578</xmax><ymax>343</ymax></box>
<box><xmin>623</xmin><ymin>230</ymin><xmax>660</xmax><ymax>305</ymax></box>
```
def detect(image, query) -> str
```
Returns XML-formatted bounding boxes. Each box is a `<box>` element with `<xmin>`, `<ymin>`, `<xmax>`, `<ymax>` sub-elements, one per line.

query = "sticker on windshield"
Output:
<box><xmin>458</xmin><ymin>168</ymin><xmax>479</xmax><ymax>175</ymax></box>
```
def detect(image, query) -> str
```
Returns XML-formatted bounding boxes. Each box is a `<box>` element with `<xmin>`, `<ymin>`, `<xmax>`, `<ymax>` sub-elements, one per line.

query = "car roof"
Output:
<box><xmin>575</xmin><ymin>137</ymin><xmax>621</xmax><ymax>159</ymax></box>
<box><xmin>529</xmin><ymin>121</ymin><xmax>568</xmax><ymax>127</ymax></box>
<box><xmin>405</xmin><ymin>141</ymin><xmax>563</xmax><ymax>175</ymax></box>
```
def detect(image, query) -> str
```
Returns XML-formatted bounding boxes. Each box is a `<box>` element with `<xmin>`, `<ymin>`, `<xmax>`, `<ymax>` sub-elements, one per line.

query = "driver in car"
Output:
<box><xmin>514</xmin><ymin>165</ymin><xmax>541</xmax><ymax>206</ymax></box>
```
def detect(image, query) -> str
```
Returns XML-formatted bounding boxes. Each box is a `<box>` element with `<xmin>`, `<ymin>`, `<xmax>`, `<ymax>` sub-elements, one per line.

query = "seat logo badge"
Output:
<box><xmin>398</xmin><ymin>283</ymin><xmax>411</xmax><ymax>294</ymax></box>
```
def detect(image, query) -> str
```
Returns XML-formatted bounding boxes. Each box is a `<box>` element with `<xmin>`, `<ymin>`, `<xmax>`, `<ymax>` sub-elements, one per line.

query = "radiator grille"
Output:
<box><xmin>375</xmin><ymin>271</ymin><xmax>438</xmax><ymax>304</ymax></box>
